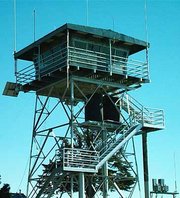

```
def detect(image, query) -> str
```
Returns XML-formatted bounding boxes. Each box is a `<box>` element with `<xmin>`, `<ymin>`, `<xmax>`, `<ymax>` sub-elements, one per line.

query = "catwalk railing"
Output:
<box><xmin>121</xmin><ymin>94</ymin><xmax>165</xmax><ymax>130</ymax></box>
<box><xmin>69</xmin><ymin>46</ymin><xmax>149</xmax><ymax>79</ymax></box>
<box><xmin>16</xmin><ymin>46</ymin><xmax>149</xmax><ymax>85</ymax></box>
<box><xmin>62</xmin><ymin>123</ymin><xmax>142</xmax><ymax>172</ymax></box>
<box><xmin>63</xmin><ymin>148</ymin><xmax>99</xmax><ymax>173</ymax></box>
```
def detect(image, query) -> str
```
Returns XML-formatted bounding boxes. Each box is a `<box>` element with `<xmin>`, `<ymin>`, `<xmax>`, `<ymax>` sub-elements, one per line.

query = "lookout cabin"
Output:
<box><xmin>14</xmin><ymin>23</ymin><xmax>149</xmax><ymax>98</ymax></box>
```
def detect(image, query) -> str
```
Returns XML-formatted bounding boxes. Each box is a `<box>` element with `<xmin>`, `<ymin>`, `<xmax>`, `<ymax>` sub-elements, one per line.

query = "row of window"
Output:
<box><xmin>33</xmin><ymin>39</ymin><xmax>129</xmax><ymax>73</ymax></box>
<box><xmin>72</xmin><ymin>39</ymin><xmax>129</xmax><ymax>58</ymax></box>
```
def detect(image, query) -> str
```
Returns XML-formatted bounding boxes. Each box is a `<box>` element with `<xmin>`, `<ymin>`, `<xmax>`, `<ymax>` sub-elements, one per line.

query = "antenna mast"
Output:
<box><xmin>144</xmin><ymin>0</ymin><xmax>149</xmax><ymax>46</ymax></box>
<box><xmin>86</xmin><ymin>0</ymin><xmax>89</xmax><ymax>26</ymax></box>
<box><xmin>13</xmin><ymin>0</ymin><xmax>17</xmax><ymax>52</ymax></box>
<box><xmin>144</xmin><ymin>0</ymin><xmax>150</xmax><ymax>82</ymax></box>
<box><xmin>174</xmin><ymin>152</ymin><xmax>178</xmax><ymax>192</ymax></box>
<box><xmin>33</xmin><ymin>9</ymin><xmax>36</xmax><ymax>42</ymax></box>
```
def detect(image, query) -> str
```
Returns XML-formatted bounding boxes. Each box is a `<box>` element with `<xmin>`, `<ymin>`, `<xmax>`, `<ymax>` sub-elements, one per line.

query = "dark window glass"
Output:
<box><xmin>93</xmin><ymin>44</ymin><xmax>100</xmax><ymax>52</ymax></box>
<box><xmin>74</xmin><ymin>41</ymin><xmax>86</xmax><ymax>49</ymax></box>
<box><xmin>101</xmin><ymin>46</ymin><xmax>109</xmax><ymax>54</ymax></box>
<box><xmin>87</xmin><ymin>43</ymin><xmax>93</xmax><ymax>51</ymax></box>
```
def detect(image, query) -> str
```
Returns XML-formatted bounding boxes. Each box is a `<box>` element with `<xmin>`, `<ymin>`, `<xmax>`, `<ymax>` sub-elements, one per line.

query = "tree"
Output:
<box><xmin>74</xmin><ymin>128</ymin><xmax>136</xmax><ymax>196</ymax></box>
<box><xmin>39</xmin><ymin>128</ymin><xmax>136</xmax><ymax>197</ymax></box>
<box><xmin>0</xmin><ymin>184</ymin><xmax>11</xmax><ymax>198</ymax></box>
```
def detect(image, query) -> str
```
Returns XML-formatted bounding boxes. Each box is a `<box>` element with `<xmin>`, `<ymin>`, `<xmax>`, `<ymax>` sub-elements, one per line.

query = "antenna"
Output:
<box><xmin>144</xmin><ymin>0</ymin><xmax>150</xmax><ymax>82</ymax></box>
<box><xmin>13</xmin><ymin>0</ymin><xmax>17</xmax><ymax>52</ymax></box>
<box><xmin>86</xmin><ymin>0</ymin><xmax>89</xmax><ymax>26</ymax></box>
<box><xmin>33</xmin><ymin>9</ymin><xmax>36</xmax><ymax>42</ymax></box>
<box><xmin>112</xmin><ymin>16</ymin><xmax>115</xmax><ymax>31</ymax></box>
<box><xmin>144</xmin><ymin>0</ymin><xmax>149</xmax><ymax>45</ymax></box>
<box><xmin>174</xmin><ymin>152</ymin><xmax>177</xmax><ymax>192</ymax></box>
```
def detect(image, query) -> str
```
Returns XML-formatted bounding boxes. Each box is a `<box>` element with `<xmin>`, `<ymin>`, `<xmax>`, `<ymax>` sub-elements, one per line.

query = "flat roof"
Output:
<box><xmin>14</xmin><ymin>23</ymin><xmax>148</xmax><ymax>61</ymax></box>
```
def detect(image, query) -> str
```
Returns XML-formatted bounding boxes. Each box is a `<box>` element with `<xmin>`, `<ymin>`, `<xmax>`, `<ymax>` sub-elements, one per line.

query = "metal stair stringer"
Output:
<box><xmin>96</xmin><ymin>123</ymin><xmax>142</xmax><ymax>170</ymax></box>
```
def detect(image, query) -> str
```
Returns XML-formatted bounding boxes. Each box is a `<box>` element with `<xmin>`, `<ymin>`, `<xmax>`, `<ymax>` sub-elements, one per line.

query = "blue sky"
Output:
<box><xmin>0</xmin><ymin>0</ymin><xmax>180</xmax><ymax>197</ymax></box>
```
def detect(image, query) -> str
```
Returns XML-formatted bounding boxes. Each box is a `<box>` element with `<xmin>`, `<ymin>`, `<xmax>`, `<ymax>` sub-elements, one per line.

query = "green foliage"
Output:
<box><xmin>73</xmin><ymin>128</ymin><xmax>136</xmax><ymax>192</ymax></box>
<box><xmin>0</xmin><ymin>184</ymin><xmax>11</xmax><ymax>198</ymax></box>
<box><xmin>44</xmin><ymin>128</ymin><xmax>136</xmax><ymax>196</ymax></box>
<box><xmin>108</xmin><ymin>153</ymin><xmax>136</xmax><ymax>191</ymax></box>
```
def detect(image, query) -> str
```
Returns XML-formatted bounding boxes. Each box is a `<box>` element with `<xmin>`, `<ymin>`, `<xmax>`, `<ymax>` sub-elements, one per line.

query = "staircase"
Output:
<box><xmin>120</xmin><ymin>94</ymin><xmax>164</xmax><ymax>131</ymax></box>
<box><xmin>96</xmin><ymin>123</ymin><xmax>142</xmax><ymax>169</ymax></box>
<box><xmin>62</xmin><ymin>123</ymin><xmax>142</xmax><ymax>173</ymax></box>
<box><xmin>61</xmin><ymin>94</ymin><xmax>164</xmax><ymax>174</ymax></box>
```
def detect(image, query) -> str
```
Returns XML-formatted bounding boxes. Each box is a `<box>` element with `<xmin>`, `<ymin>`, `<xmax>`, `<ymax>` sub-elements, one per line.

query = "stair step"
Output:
<box><xmin>96</xmin><ymin>123</ymin><xmax>142</xmax><ymax>169</ymax></box>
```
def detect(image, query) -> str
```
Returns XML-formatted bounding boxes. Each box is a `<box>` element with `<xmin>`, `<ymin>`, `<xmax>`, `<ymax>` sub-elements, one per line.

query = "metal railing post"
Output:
<box><xmin>142</xmin><ymin>106</ymin><xmax>145</xmax><ymax>126</ymax></box>
<box><xmin>14</xmin><ymin>58</ymin><xmax>18</xmax><ymax>84</ymax></box>
<box><xmin>67</xmin><ymin>29</ymin><xmax>70</xmax><ymax>88</ymax></box>
<box><xmin>109</xmin><ymin>39</ymin><xmax>112</xmax><ymax>75</ymax></box>
<box><xmin>70</xmin><ymin>78</ymin><xmax>74</xmax><ymax>148</ymax></box>
<box><xmin>142</xmin><ymin>132</ymin><xmax>150</xmax><ymax>198</ymax></box>
<box><xmin>38</xmin><ymin>45</ymin><xmax>41</xmax><ymax>80</ymax></box>
<box><xmin>79</xmin><ymin>172</ymin><xmax>85</xmax><ymax>198</ymax></box>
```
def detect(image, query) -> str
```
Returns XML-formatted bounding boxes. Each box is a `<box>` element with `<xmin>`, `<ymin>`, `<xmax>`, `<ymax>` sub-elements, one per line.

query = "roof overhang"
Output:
<box><xmin>14</xmin><ymin>23</ymin><xmax>149</xmax><ymax>61</ymax></box>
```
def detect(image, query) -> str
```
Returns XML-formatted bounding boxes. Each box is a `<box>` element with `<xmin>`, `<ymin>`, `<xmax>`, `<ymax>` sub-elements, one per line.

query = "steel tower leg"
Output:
<box><xmin>142</xmin><ymin>132</ymin><xmax>150</xmax><ymax>198</ymax></box>
<box><xmin>70</xmin><ymin>77</ymin><xmax>74</xmax><ymax>148</ymax></box>
<box><xmin>79</xmin><ymin>173</ymin><xmax>85</xmax><ymax>198</ymax></box>
<box><xmin>102</xmin><ymin>129</ymin><xmax>109</xmax><ymax>198</ymax></box>
<box><xmin>70</xmin><ymin>77</ymin><xmax>75</xmax><ymax>197</ymax></box>
<box><xmin>71</xmin><ymin>176</ymin><xmax>73</xmax><ymax>198</ymax></box>
<box><xmin>102</xmin><ymin>161</ymin><xmax>109</xmax><ymax>198</ymax></box>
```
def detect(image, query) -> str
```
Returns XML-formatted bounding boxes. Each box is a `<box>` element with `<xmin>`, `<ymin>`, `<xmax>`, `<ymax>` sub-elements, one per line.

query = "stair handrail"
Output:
<box><xmin>96</xmin><ymin>123</ymin><xmax>142</xmax><ymax>170</ymax></box>
<box><xmin>98</xmin><ymin>124</ymin><xmax>131</xmax><ymax>157</ymax></box>
<box><xmin>122</xmin><ymin>93</ymin><xmax>143</xmax><ymax>112</ymax></box>
<box><xmin>97</xmin><ymin>119</ymin><xmax>133</xmax><ymax>156</ymax></box>
<box><xmin>121</xmin><ymin>93</ymin><xmax>165</xmax><ymax>128</ymax></box>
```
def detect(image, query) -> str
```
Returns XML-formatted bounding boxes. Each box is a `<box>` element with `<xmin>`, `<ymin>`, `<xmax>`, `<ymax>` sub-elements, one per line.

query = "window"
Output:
<box><xmin>111</xmin><ymin>48</ymin><xmax>129</xmax><ymax>74</ymax></box>
<box><xmin>33</xmin><ymin>42</ymin><xmax>67</xmax><ymax>76</ymax></box>
<box><xmin>74</xmin><ymin>41</ymin><xmax>87</xmax><ymax>49</ymax></box>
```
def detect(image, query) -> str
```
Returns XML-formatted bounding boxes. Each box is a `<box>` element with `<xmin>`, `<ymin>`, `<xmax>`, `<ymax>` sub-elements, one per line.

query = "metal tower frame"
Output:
<box><xmin>26</xmin><ymin>77</ymin><xmax>142</xmax><ymax>198</ymax></box>
<box><xmin>3</xmin><ymin>23</ymin><xmax>165</xmax><ymax>198</ymax></box>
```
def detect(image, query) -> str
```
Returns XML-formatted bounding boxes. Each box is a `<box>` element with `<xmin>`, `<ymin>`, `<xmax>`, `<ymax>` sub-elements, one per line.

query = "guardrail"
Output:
<box><xmin>121</xmin><ymin>94</ymin><xmax>165</xmax><ymax>130</ymax></box>
<box><xmin>63</xmin><ymin>148</ymin><xmax>99</xmax><ymax>172</ymax></box>
<box><xmin>142</xmin><ymin>108</ymin><xmax>165</xmax><ymax>129</ymax></box>
<box><xmin>16</xmin><ymin>63</ymin><xmax>36</xmax><ymax>84</ymax></box>
<box><xmin>62</xmin><ymin>123</ymin><xmax>142</xmax><ymax>171</ymax></box>
<box><xmin>69</xmin><ymin>46</ymin><xmax>149</xmax><ymax>79</ymax></box>
<box><xmin>16</xmin><ymin>45</ymin><xmax>149</xmax><ymax>85</ymax></box>
<box><xmin>16</xmin><ymin>47</ymin><xmax>67</xmax><ymax>84</ymax></box>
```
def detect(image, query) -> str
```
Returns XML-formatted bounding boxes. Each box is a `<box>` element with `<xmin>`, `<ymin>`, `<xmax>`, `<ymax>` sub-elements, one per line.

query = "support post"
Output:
<box><xmin>109</xmin><ymin>39</ymin><xmax>112</xmax><ymax>75</ymax></box>
<box><xmin>70</xmin><ymin>175</ymin><xmax>73</xmax><ymax>198</ymax></box>
<box><xmin>142</xmin><ymin>132</ymin><xmax>150</xmax><ymax>198</ymax></box>
<box><xmin>26</xmin><ymin>95</ymin><xmax>38</xmax><ymax>196</ymax></box>
<box><xmin>102</xmin><ymin>161</ymin><xmax>109</xmax><ymax>198</ymax></box>
<box><xmin>79</xmin><ymin>172</ymin><xmax>85</xmax><ymax>198</ymax></box>
<box><xmin>38</xmin><ymin>45</ymin><xmax>41</xmax><ymax>80</ymax></box>
<box><xmin>70</xmin><ymin>77</ymin><xmax>74</xmax><ymax>148</ymax></box>
<box><xmin>70</xmin><ymin>77</ymin><xmax>74</xmax><ymax>196</ymax></box>
<box><xmin>67</xmin><ymin>29</ymin><xmax>70</xmax><ymax>87</ymax></box>
<box><xmin>14</xmin><ymin>58</ymin><xmax>17</xmax><ymax>84</ymax></box>
<box><xmin>102</xmin><ymin>129</ymin><xmax>109</xmax><ymax>198</ymax></box>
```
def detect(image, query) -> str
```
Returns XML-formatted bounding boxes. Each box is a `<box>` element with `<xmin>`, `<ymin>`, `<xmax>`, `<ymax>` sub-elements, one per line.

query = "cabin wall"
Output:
<box><xmin>33</xmin><ymin>31</ymin><xmax>131</xmax><ymax>78</ymax></box>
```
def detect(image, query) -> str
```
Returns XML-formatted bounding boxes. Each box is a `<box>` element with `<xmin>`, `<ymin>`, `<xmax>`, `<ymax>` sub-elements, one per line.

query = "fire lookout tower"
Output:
<box><xmin>4</xmin><ymin>23</ymin><xmax>165</xmax><ymax>198</ymax></box>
